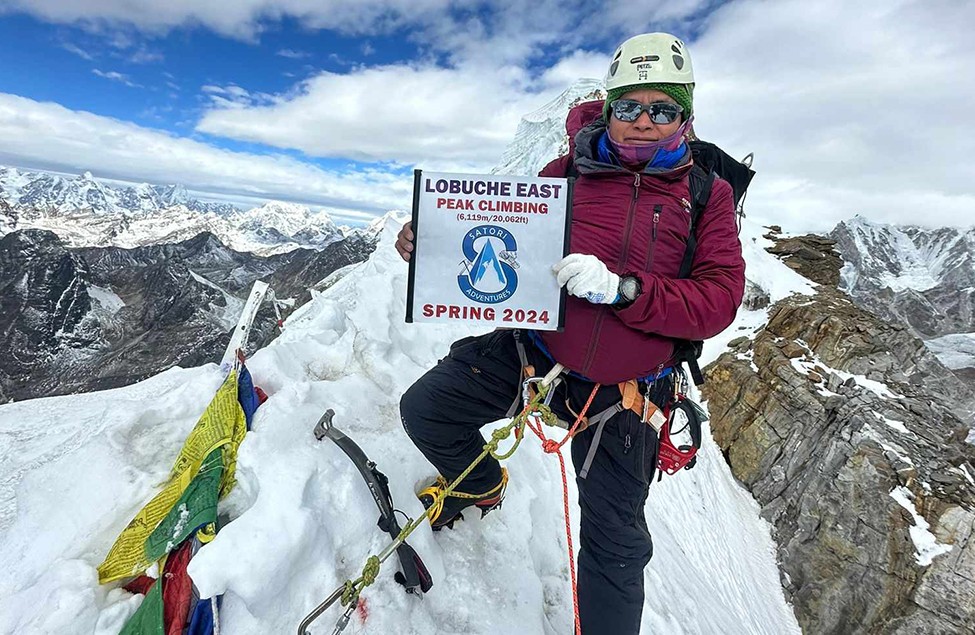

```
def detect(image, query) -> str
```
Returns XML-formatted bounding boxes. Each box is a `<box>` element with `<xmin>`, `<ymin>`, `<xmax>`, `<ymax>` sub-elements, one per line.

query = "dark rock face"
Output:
<box><xmin>0</xmin><ymin>198</ymin><xmax>15</xmax><ymax>226</ymax></box>
<box><xmin>0</xmin><ymin>230</ymin><xmax>376</xmax><ymax>402</ymax></box>
<box><xmin>704</xmin><ymin>234</ymin><xmax>975</xmax><ymax>634</ymax></box>
<box><xmin>0</xmin><ymin>230</ymin><xmax>96</xmax><ymax>401</ymax></box>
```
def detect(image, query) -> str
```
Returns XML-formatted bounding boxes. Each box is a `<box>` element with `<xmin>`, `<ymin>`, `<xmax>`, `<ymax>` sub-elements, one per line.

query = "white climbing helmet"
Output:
<box><xmin>605</xmin><ymin>33</ymin><xmax>695</xmax><ymax>91</ymax></box>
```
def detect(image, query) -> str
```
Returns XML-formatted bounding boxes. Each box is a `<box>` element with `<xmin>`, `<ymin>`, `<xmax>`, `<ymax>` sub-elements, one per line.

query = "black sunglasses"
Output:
<box><xmin>610</xmin><ymin>99</ymin><xmax>684</xmax><ymax>124</ymax></box>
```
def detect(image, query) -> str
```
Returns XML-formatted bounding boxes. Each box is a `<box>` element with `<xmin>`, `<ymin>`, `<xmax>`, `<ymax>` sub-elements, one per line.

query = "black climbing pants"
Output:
<box><xmin>400</xmin><ymin>330</ymin><xmax>674</xmax><ymax>635</ymax></box>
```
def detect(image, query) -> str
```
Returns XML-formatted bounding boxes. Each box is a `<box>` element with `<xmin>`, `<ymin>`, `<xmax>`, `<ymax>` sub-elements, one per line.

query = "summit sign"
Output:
<box><xmin>405</xmin><ymin>170</ymin><xmax>571</xmax><ymax>330</ymax></box>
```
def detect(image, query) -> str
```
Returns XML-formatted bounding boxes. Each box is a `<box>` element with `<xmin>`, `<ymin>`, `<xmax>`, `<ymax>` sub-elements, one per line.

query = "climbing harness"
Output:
<box><xmin>513</xmin><ymin>335</ymin><xmax>666</xmax><ymax>479</ymax></box>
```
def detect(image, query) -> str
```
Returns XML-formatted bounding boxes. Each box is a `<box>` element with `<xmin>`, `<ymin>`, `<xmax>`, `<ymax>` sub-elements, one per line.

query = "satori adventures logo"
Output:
<box><xmin>458</xmin><ymin>225</ymin><xmax>519</xmax><ymax>304</ymax></box>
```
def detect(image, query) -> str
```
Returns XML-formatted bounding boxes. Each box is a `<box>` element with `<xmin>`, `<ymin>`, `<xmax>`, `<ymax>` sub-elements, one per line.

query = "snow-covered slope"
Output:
<box><xmin>925</xmin><ymin>333</ymin><xmax>975</xmax><ymax>371</ymax></box>
<box><xmin>831</xmin><ymin>215</ymin><xmax>975</xmax><ymax>367</ymax></box>
<box><xmin>492</xmin><ymin>78</ymin><xmax>604</xmax><ymax>176</ymax></box>
<box><xmin>0</xmin><ymin>219</ymin><xmax>803</xmax><ymax>635</ymax></box>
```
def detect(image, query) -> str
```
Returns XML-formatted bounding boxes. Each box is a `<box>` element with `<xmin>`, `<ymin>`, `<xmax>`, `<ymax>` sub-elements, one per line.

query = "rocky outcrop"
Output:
<box><xmin>764</xmin><ymin>226</ymin><xmax>843</xmax><ymax>288</ymax></box>
<box><xmin>704</xmin><ymin>234</ymin><xmax>975</xmax><ymax>634</ymax></box>
<box><xmin>0</xmin><ymin>230</ymin><xmax>376</xmax><ymax>402</ymax></box>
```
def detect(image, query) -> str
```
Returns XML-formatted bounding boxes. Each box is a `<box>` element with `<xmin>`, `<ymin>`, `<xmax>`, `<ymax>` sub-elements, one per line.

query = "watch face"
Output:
<box><xmin>621</xmin><ymin>277</ymin><xmax>639</xmax><ymax>300</ymax></box>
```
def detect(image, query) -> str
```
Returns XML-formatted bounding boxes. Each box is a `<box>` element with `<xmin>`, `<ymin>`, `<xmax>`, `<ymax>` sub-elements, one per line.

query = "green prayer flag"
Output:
<box><xmin>144</xmin><ymin>448</ymin><xmax>222</xmax><ymax>562</ymax></box>
<box><xmin>120</xmin><ymin>576</ymin><xmax>164</xmax><ymax>635</ymax></box>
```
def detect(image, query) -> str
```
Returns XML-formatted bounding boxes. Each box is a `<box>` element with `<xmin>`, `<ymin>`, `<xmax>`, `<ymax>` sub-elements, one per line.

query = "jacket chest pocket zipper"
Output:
<box><xmin>644</xmin><ymin>204</ymin><xmax>662</xmax><ymax>273</ymax></box>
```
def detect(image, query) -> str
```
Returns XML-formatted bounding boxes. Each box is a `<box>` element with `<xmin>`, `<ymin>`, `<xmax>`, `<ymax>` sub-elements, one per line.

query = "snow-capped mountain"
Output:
<box><xmin>492</xmin><ymin>78</ymin><xmax>603</xmax><ymax>176</ymax></box>
<box><xmin>831</xmin><ymin>215</ymin><xmax>975</xmax><ymax>338</ymax></box>
<box><xmin>226</xmin><ymin>201</ymin><xmax>340</xmax><ymax>253</ymax></box>
<box><xmin>0</xmin><ymin>166</ymin><xmax>343</xmax><ymax>255</ymax></box>
<box><xmin>0</xmin><ymin>166</ymin><xmax>236</xmax><ymax>217</ymax></box>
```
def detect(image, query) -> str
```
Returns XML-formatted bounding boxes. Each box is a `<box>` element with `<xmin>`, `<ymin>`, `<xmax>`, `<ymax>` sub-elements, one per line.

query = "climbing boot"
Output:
<box><xmin>418</xmin><ymin>468</ymin><xmax>508</xmax><ymax>530</ymax></box>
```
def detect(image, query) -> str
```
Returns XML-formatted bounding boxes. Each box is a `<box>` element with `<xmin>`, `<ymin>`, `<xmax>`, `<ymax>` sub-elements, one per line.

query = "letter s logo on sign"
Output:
<box><xmin>457</xmin><ymin>225</ymin><xmax>518</xmax><ymax>305</ymax></box>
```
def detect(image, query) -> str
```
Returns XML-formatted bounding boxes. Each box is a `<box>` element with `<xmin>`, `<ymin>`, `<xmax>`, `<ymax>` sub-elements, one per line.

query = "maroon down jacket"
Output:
<box><xmin>537</xmin><ymin>101</ymin><xmax>745</xmax><ymax>384</ymax></box>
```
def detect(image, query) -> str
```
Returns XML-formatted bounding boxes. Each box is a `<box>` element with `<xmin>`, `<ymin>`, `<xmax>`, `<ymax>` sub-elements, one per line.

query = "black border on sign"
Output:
<box><xmin>556</xmin><ymin>176</ymin><xmax>575</xmax><ymax>332</ymax></box>
<box><xmin>405</xmin><ymin>169</ymin><xmax>422</xmax><ymax>323</ymax></box>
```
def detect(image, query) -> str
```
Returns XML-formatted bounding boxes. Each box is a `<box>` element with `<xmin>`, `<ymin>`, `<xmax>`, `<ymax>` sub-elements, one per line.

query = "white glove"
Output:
<box><xmin>553</xmin><ymin>253</ymin><xmax>620</xmax><ymax>305</ymax></box>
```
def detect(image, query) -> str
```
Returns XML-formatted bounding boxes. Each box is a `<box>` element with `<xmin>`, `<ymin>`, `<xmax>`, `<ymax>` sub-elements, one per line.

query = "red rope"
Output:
<box><xmin>524</xmin><ymin>383</ymin><xmax>600</xmax><ymax>635</ymax></box>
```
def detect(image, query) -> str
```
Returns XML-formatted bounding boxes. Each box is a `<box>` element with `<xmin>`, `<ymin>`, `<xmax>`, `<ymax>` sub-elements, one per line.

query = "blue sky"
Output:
<box><xmin>0</xmin><ymin>12</ymin><xmax>427</xmax><ymax>130</ymax></box>
<box><xmin>0</xmin><ymin>0</ymin><xmax>972</xmax><ymax>229</ymax></box>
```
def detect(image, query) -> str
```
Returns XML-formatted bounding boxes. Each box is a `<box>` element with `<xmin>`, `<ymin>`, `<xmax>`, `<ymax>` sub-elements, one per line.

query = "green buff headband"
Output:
<box><xmin>603</xmin><ymin>83</ymin><xmax>693</xmax><ymax>121</ymax></box>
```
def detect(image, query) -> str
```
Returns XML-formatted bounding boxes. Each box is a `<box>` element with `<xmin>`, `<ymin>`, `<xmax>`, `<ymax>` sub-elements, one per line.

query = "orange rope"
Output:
<box><xmin>524</xmin><ymin>383</ymin><xmax>600</xmax><ymax>635</ymax></box>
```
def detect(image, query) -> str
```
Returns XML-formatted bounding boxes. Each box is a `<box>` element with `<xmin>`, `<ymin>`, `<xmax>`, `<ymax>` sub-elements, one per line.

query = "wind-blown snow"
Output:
<box><xmin>0</xmin><ymin>219</ymin><xmax>801</xmax><ymax>634</ymax></box>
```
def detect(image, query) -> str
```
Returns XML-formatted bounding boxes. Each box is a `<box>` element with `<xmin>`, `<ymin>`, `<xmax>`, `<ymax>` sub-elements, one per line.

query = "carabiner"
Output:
<box><xmin>522</xmin><ymin>375</ymin><xmax>559</xmax><ymax>410</ymax></box>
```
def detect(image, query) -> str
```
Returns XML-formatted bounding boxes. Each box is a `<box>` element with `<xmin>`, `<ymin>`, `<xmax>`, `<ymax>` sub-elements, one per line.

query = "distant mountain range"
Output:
<box><xmin>831</xmin><ymin>215</ymin><xmax>975</xmax><ymax>338</ymax></box>
<box><xmin>0</xmin><ymin>165</ymin><xmax>343</xmax><ymax>255</ymax></box>
<box><xmin>830</xmin><ymin>216</ymin><xmax>975</xmax><ymax>378</ymax></box>
<box><xmin>0</xmin><ymin>227</ymin><xmax>378</xmax><ymax>402</ymax></box>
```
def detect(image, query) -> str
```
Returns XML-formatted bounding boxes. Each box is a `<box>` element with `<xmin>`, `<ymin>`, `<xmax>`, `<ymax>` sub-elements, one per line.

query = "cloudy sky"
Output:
<box><xmin>0</xmin><ymin>0</ymin><xmax>971</xmax><ymax>230</ymax></box>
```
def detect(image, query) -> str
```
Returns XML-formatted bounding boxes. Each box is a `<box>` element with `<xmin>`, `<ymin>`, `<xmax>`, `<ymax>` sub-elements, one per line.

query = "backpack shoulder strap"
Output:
<box><xmin>565</xmin><ymin>156</ymin><xmax>579</xmax><ymax>179</ymax></box>
<box><xmin>678</xmin><ymin>166</ymin><xmax>716</xmax><ymax>279</ymax></box>
<box><xmin>677</xmin><ymin>166</ymin><xmax>715</xmax><ymax>387</ymax></box>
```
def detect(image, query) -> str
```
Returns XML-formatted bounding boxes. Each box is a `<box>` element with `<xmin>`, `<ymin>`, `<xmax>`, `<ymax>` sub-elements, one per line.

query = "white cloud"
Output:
<box><xmin>688</xmin><ymin>0</ymin><xmax>975</xmax><ymax>230</ymax></box>
<box><xmin>0</xmin><ymin>93</ymin><xmax>411</xmax><ymax>222</ymax></box>
<box><xmin>276</xmin><ymin>48</ymin><xmax>309</xmax><ymax>59</ymax></box>
<box><xmin>195</xmin><ymin>61</ymin><xmax>598</xmax><ymax>166</ymax></box>
<box><xmin>190</xmin><ymin>46</ymin><xmax>607</xmax><ymax>168</ymax></box>
<box><xmin>60</xmin><ymin>41</ymin><xmax>94</xmax><ymax>60</ymax></box>
<box><xmin>1</xmin><ymin>1</ymin><xmax>658</xmax><ymax>64</ymax></box>
<box><xmin>596</xmin><ymin>0</ymin><xmax>711</xmax><ymax>31</ymax></box>
<box><xmin>537</xmin><ymin>51</ymin><xmax>607</xmax><ymax>90</ymax></box>
<box><xmin>125</xmin><ymin>47</ymin><xmax>164</xmax><ymax>63</ymax></box>
<box><xmin>0</xmin><ymin>0</ymin><xmax>454</xmax><ymax>40</ymax></box>
<box><xmin>201</xmin><ymin>83</ymin><xmax>277</xmax><ymax>109</ymax></box>
<box><xmin>4</xmin><ymin>0</ymin><xmax>974</xmax><ymax>232</ymax></box>
<box><xmin>92</xmin><ymin>69</ymin><xmax>143</xmax><ymax>88</ymax></box>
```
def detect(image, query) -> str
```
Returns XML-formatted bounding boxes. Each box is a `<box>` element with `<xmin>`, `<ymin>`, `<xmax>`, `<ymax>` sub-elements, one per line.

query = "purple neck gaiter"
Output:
<box><xmin>608</xmin><ymin>117</ymin><xmax>693</xmax><ymax>167</ymax></box>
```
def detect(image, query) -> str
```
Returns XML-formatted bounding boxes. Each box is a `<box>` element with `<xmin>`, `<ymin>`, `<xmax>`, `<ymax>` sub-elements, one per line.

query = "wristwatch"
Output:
<box><xmin>615</xmin><ymin>275</ymin><xmax>642</xmax><ymax>307</ymax></box>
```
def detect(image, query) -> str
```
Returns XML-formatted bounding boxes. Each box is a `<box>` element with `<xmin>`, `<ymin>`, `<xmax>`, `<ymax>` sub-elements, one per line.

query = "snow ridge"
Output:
<box><xmin>492</xmin><ymin>79</ymin><xmax>604</xmax><ymax>177</ymax></box>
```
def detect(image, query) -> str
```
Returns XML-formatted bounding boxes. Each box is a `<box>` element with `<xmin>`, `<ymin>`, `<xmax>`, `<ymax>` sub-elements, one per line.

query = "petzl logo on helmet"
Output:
<box><xmin>458</xmin><ymin>225</ymin><xmax>518</xmax><ymax>304</ymax></box>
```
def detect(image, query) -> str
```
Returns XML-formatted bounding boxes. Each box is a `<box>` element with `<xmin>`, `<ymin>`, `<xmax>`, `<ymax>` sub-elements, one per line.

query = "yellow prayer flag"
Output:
<box><xmin>97</xmin><ymin>371</ymin><xmax>247</xmax><ymax>583</ymax></box>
